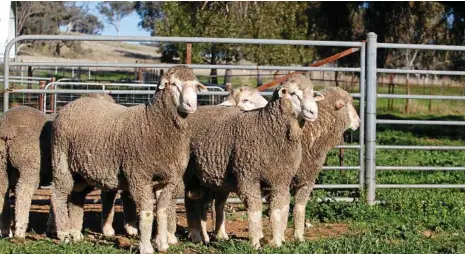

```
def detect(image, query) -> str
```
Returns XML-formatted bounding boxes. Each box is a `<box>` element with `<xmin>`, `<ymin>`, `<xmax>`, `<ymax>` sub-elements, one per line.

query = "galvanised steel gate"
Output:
<box><xmin>3</xmin><ymin>33</ymin><xmax>464</xmax><ymax>204</ymax></box>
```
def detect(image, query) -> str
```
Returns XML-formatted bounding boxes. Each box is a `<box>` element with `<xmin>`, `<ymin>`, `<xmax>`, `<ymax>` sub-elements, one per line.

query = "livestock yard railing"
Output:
<box><xmin>1</xmin><ymin>34</ymin><xmax>369</xmax><ymax>201</ymax></box>
<box><xmin>364</xmin><ymin>32</ymin><xmax>465</xmax><ymax>205</ymax></box>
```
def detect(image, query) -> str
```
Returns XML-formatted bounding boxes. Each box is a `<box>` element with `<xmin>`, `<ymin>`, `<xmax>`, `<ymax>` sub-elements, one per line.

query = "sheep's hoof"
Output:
<box><xmin>56</xmin><ymin>231</ymin><xmax>70</xmax><ymax>242</ymax></box>
<box><xmin>155</xmin><ymin>235</ymin><xmax>169</xmax><ymax>252</ymax></box>
<box><xmin>102</xmin><ymin>225</ymin><xmax>115</xmax><ymax>237</ymax></box>
<box><xmin>294</xmin><ymin>232</ymin><xmax>305</xmax><ymax>242</ymax></box>
<box><xmin>14</xmin><ymin>230</ymin><xmax>26</xmax><ymax>239</ymax></box>
<box><xmin>139</xmin><ymin>243</ymin><xmax>155</xmax><ymax>254</ymax></box>
<box><xmin>252</xmin><ymin>240</ymin><xmax>261</xmax><ymax>250</ymax></box>
<box><xmin>270</xmin><ymin>239</ymin><xmax>282</xmax><ymax>248</ymax></box>
<box><xmin>70</xmin><ymin>230</ymin><xmax>83</xmax><ymax>242</ymax></box>
<box><xmin>124</xmin><ymin>224</ymin><xmax>138</xmax><ymax>237</ymax></box>
<box><xmin>188</xmin><ymin>230</ymin><xmax>203</xmax><ymax>244</ymax></box>
<box><xmin>215</xmin><ymin>231</ymin><xmax>229</xmax><ymax>241</ymax></box>
<box><xmin>167</xmin><ymin>233</ymin><xmax>178</xmax><ymax>245</ymax></box>
<box><xmin>1</xmin><ymin>229</ymin><xmax>12</xmax><ymax>238</ymax></box>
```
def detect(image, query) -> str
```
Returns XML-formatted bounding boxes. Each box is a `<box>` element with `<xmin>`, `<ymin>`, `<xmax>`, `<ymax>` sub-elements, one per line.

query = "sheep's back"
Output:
<box><xmin>188</xmin><ymin>106</ymin><xmax>241</xmax><ymax>190</ymax></box>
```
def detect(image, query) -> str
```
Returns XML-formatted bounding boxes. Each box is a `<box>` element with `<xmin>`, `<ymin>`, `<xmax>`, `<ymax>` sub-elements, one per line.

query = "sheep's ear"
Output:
<box><xmin>335</xmin><ymin>100</ymin><xmax>346</xmax><ymax>110</ymax></box>
<box><xmin>219</xmin><ymin>97</ymin><xmax>235</xmax><ymax>107</ymax></box>
<box><xmin>158</xmin><ymin>77</ymin><xmax>168</xmax><ymax>90</ymax></box>
<box><xmin>196</xmin><ymin>82</ymin><xmax>208</xmax><ymax>92</ymax></box>
<box><xmin>313</xmin><ymin>91</ymin><xmax>325</xmax><ymax>101</ymax></box>
<box><xmin>277</xmin><ymin>87</ymin><xmax>288</xmax><ymax>98</ymax></box>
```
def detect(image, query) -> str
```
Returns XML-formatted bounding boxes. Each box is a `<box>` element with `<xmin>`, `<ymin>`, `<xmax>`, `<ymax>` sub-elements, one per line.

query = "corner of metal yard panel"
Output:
<box><xmin>365</xmin><ymin>32</ymin><xmax>377</xmax><ymax>205</ymax></box>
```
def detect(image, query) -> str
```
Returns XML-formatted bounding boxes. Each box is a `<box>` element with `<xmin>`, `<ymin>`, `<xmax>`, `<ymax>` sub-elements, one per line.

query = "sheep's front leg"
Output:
<box><xmin>293</xmin><ymin>183</ymin><xmax>313</xmax><ymax>242</ymax></box>
<box><xmin>167</xmin><ymin>194</ymin><xmax>178</xmax><ymax>245</ymax></box>
<box><xmin>237</xmin><ymin>182</ymin><xmax>263</xmax><ymax>249</ymax></box>
<box><xmin>155</xmin><ymin>184</ymin><xmax>176</xmax><ymax>252</ymax></box>
<box><xmin>121</xmin><ymin>190</ymin><xmax>138</xmax><ymax>236</ymax></box>
<box><xmin>268</xmin><ymin>186</ymin><xmax>291</xmax><ymax>247</ymax></box>
<box><xmin>0</xmin><ymin>165</ymin><xmax>12</xmax><ymax>237</ymax></box>
<box><xmin>213</xmin><ymin>191</ymin><xmax>230</xmax><ymax>240</ymax></box>
<box><xmin>13</xmin><ymin>172</ymin><xmax>40</xmax><ymax>238</ymax></box>
<box><xmin>129</xmin><ymin>184</ymin><xmax>155</xmax><ymax>254</ymax></box>
<box><xmin>100</xmin><ymin>190</ymin><xmax>117</xmax><ymax>237</ymax></box>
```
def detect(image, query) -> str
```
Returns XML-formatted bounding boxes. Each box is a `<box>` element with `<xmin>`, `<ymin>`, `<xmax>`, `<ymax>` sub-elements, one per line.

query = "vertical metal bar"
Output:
<box><xmin>359</xmin><ymin>41</ymin><xmax>366</xmax><ymax>191</ymax></box>
<box><xmin>365</xmin><ymin>33</ymin><xmax>377</xmax><ymax>205</ymax></box>
<box><xmin>38</xmin><ymin>81</ymin><xmax>46</xmax><ymax>112</ymax></box>
<box><xmin>186</xmin><ymin>43</ymin><xmax>192</xmax><ymax>64</ymax></box>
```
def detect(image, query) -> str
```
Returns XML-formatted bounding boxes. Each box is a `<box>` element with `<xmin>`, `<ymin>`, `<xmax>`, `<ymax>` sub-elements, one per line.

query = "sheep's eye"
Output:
<box><xmin>243</xmin><ymin>99</ymin><xmax>250</xmax><ymax>103</ymax></box>
<box><xmin>290</xmin><ymin>92</ymin><xmax>296</xmax><ymax>96</ymax></box>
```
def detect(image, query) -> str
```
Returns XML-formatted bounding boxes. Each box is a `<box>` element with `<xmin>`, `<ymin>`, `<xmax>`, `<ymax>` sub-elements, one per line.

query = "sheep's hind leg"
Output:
<box><xmin>213</xmin><ymin>191</ymin><xmax>230</xmax><ymax>240</ymax></box>
<box><xmin>68</xmin><ymin>184</ymin><xmax>93</xmax><ymax>241</ymax></box>
<box><xmin>121</xmin><ymin>190</ymin><xmax>138</xmax><ymax>236</ymax></box>
<box><xmin>13</xmin><ymin>171</ymin><xmax>40</xmax><ymax>238</ymax></box>
<box><xmin>185</xmin><ymin>189</ymin><xmax>203</xmax><ymax>243</ymax></box>
<box><xmin>237</xmin><ymin>182</ymin><xmax>263</xmax><ymax>249</ymax></box>
<box><xmin>101</xmin><ymin>190</ymin><xmax>117</xmax><ymax>237</ymax></box>
<box><xmin>0</xmin><ymin>163</ymin><xmax>12</xmax><ymax>237</ymax></box>
<box><xmin>51</xmin><ymin>152</ymin><xmax>73</xmax><ymax>242</ymax></box>
<box><xmin>292</xmin><ymin>183</ymin><xmax>313</xmax><ymax>242</ymax></box>
<box><xmin>129</xmin><ymin>184</ymin><xmax>155</xmax><ymax>254</ymax></box>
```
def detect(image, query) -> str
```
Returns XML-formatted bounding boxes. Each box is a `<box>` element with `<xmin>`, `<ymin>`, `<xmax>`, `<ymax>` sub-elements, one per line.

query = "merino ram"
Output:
<box><xmin>198</xmin><ymin>86</ymin><xmax>360</xmax><ymax>243</ymax></box>
<box><xmin>184</xmin><ymin>73</ymin><xmax>324</xmax><ymax>248</ymax></box>
<box><xmin>0</xmin><ymin>106</ymin><xmax>52</xmax><ymax>238</ymax></box>
<box><xmin>50</xmin><ymin>65</ymin><xmax>199</xmax><ymax>254</ymax></box>
<box><xmin>100</xmin><ymin>85</ymin><xmax>270</xmax><ymax>239</ymax></box>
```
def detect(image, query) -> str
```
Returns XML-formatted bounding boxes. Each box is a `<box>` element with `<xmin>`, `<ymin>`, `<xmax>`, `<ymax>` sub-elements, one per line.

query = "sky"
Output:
<box><xmin>85</xmin><ymin>1</ymin><xmax>151</xmax><ymax>37</ymax></box>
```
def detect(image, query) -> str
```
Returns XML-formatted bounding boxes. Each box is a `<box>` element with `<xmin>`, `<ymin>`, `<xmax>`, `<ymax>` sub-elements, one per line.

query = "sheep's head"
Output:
<box><xmin>273</xmin><ymin>73</ymin><xmax>324</xmax><ymax>122</ymax></box>
<box><xmin>322</xmin><ymin>87</ymin><xmax>360</xmax><ymax>131</ymax></box>
<box><xmin>159</xmin><ymin>65</ymin><xmax>202</xmax><ymax>114</ymax></box>
<box><xmin>219</xmin><ymin>86</ymin><xmax>268</xmax><ymax>111</ymax></box>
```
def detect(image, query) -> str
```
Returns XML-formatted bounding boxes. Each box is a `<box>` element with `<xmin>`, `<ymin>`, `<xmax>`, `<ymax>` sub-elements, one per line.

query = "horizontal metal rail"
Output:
<box><xmin>0</xmin><ymin>79</ymin><xmax>40</xmax><ymax>84</ymax></box>
<box><xmin>377</xmin><ymin>68</ymin><xmax>465</xmax><ymax>76</ymax></box>
<box><xmin>0</xmin><ymin>76</ymin><xmax>52</xmax><ymax>81</ymax></box>
<box><xmin>377</xmin><ymin>145</ymin><xmax>465</xmax><ymax>150</ymax></box>
<box><xmin>377</xmin><ymin>184</ymin><xmax>465</xmax><ymax>189</ymax></box>
<box><xmin>377</xmin><ymin>166</ymin><xmax>465</xmax><ymax>171</ymax></box>
<box><xmin>378</xmin><ymin>94</ymin><xmax>465</xmax><ymax>100</ymax></box>
<box><xmin>334</xmin><ymin>145</ymin><xmax>361</xmax><ymax>149</ymax></box>
<box><xmin>44</xmin><ymin>82</ymin><xmax>158</xmax><ymax>89</ymax></box>
<box><xmin>377</xmin><ymin>119</ymin><xmax>465</xmax><ymax>126</ymax></box>
<box><xmin>322</xmin><ymin>166</ymin><xmax>360</xmax><ymax>170</ymax></box>
<box><xmin>377</xmin><ymin>43</ymin><xmax>465</xmax><ymax>51</ymax></box>
<box><xmin>9</xmin><ymin>34</ymin><xmax>364</xmax><ymax>47</ymax></box>
<box><xmin>314</xmin><ymin>184</ymin><xmax>360</xmax><ymax>189</ymax></box>
<box><xmin>9</xmin><ymin>62</ymin><xmax>361</xmax><ymax>73</ymax></box>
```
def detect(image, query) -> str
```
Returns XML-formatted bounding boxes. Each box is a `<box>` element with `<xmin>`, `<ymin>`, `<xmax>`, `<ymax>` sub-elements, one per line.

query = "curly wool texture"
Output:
<box><xmin>52</xmin><ymin>89</ymin><xmax>190</xmax><ymax>191</ymax></box>
<box><xmin>188</xmin><ymin>101</ymin><xmax>302</xmax><ymax>192</ymax></box>
<box><xmin>294</xmin><ymin>87</ymin><xmax>354</xmax><ymax>186</ymax></box>
<box><xmin>0</xmin><ymin>106</ymin><xmax>52</xmax><ymax>237</ymax></box>
<box><xmin>79</xmin><ymin>93</ymin><xmax>116</xmax><ymax>103</ymax></box>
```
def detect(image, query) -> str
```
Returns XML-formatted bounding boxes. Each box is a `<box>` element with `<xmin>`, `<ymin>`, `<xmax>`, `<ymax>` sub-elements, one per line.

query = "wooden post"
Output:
<box><xmin>186</xmin><ymin>43</ymin><xmax>192</xmax><ymax>64</ymax></box>
<box><xmin>49</xmin><ymin>77</ymin><xmax>56</xmax><ymax>113</ymax></box>
<box><xmin>39</xmin><ymin>81</ymin><xmax>46</xmax><ymax>112</ymax></box>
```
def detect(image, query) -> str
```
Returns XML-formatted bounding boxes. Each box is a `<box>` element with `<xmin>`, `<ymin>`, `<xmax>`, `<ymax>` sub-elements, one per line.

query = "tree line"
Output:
<box><xmin>17</xmin><ymin>2</ymin><xmax>465</xmax><ymax>72</ymax></box>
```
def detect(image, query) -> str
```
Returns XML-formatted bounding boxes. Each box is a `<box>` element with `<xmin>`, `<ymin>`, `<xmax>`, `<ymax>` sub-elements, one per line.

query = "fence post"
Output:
<box><xmin>186</xmin><ymin>43</ymin><xmax>192</xmax><ymax>64</ymax></box>
<box><xmin>38</xmin><ymin>80</ymin><xmax>46</xmax><ymax>112</ymax></box>
<box><xmin>50</xmin><ymin>77</ymin><xmax>56</xmax><ymax>113</ymax></box>
<box><xmin>365</xmin><ymin>32</ymin><xmax>377</xmax><ymax>205</ymax></box>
